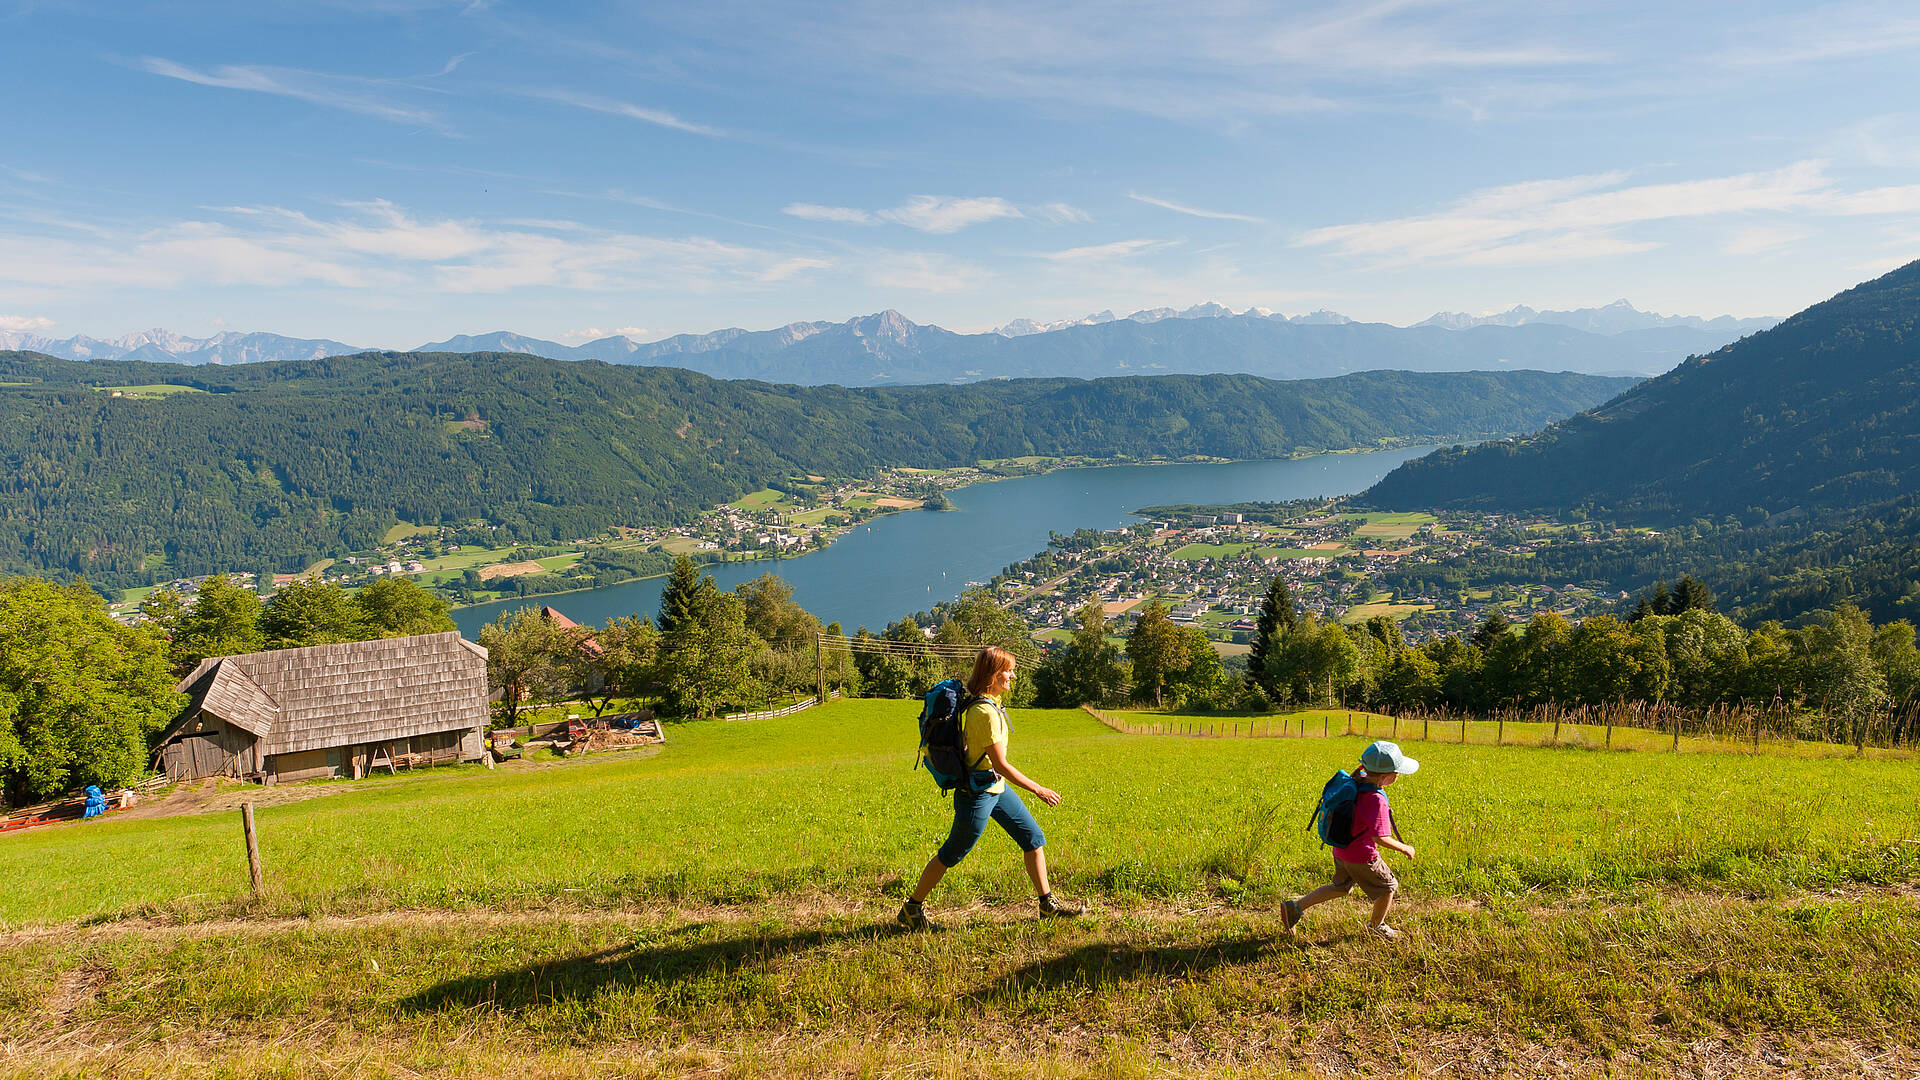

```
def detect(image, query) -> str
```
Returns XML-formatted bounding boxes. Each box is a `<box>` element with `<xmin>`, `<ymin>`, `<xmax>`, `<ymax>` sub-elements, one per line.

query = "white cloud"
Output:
<box><xmin>785</xmin><ymin>195</ymin><xmax>1022</xmax><ymax>233</ymax></box>
<box><xmin>0</xmin><ymin>202</ymin><xmax>829</xmax><ymax>299</ymax></box>
<box><xmin>1036</xmin><ymin>202</ymin><xmax>1092</xmax><ymax>224</ymax></box>
<box><xmin>1037</xmin><ymin>239</ymin><xmax>1175</xmax><ymax>262</ymax></box>
<box><xmin>1128</xmin><ymin>193</ymin><xmax>1266</xmax><ymax>223</ymax></box>
<box><xmin>1292</xmin><ymin>161</ymin><xmax>1870</xmax><ymax>267</ymax></box>
<box><xmin>521</xmin><ymin>89</ymin><xmax>726</xmax><ymax>137</ymax></box>
<box><xmin>879</xmin><ymin>196</ymin><xmax>1021</xmax><ymax>233</ymax></box>
<box><xmin>140</xmin><ymin>58</ymin><xmax>448</xmax><ymax>131</ymax></box>
<box><xmin>0</xmin><ymin>314</ymin><xmax>55</xmax><ymax>332</ymax></box>
<box><xmin>559</xmin><ymin>326</ymin><xmax>649</xmax><ymax>343</ymax></box>
<box><xmin>1717</xmin><ymin>4</ymin><xmax>1920</xmax><ymax>66</ymax></box>
<box><xmin>1724</xmin><ymin>225</ymin><xmax>1811</xmax><ymax>256</ymax></box>
<box><xmin>783</xmin><ymin>203</ymin><xmax>876</xmax><ymax>225</ymax></box>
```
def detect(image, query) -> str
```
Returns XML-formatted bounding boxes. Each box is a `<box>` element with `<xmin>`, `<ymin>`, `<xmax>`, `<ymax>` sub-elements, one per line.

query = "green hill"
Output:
<box><xmin>0</xmin><ymin>350</ymin><xmax>1633</xmax><ymax>586</ymax></box>
<box><xmin>1365</xmin><ymin>260</ymin><xmax>1920</xmax><ymax>519</ymax></box>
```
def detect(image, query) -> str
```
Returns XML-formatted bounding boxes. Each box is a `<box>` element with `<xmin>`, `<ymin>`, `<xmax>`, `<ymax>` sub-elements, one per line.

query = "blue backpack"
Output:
<box><xmin>916</xmin><ymin>679</ymin><xmax>1001</xmax><ymax>793</ymax></box>
<box><xmin>1307</xmin><ymin>770</ymin><xmax>1400</xmax><ymax>847</ymax></box>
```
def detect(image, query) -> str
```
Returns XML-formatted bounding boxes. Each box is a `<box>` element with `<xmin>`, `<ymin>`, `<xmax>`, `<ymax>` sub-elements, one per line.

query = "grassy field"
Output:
<box><xmin>4</xmin><ymin>701</ymin><xmax>1917</xmax><ymax>1078</ymax></box>
<box><xmin>93</xmin><ymin>383</ymin><xmax>206</xmax><ymax>397</ymax></box>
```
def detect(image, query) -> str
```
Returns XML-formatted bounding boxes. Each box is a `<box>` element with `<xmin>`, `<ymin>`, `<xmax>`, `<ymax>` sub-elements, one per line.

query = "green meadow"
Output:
<box><xmin>4</xmin><ymin>700</ymin><xmax>1917</xmax><ymax>1078</ymax></box>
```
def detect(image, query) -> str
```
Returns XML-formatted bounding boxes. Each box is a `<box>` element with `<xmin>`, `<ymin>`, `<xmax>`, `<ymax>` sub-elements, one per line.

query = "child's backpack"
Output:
<box><xmin>1306</xmin><ymin>770</ymin><xmax>1400</xmax><ymax>847</ymax></box>
<box><xmin>916</xmin><ymin>678</ymin><xmax>996</xmax><ymax>793</ymax></box>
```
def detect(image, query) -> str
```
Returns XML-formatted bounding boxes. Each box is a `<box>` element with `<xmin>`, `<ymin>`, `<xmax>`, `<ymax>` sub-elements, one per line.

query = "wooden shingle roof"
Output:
<box><xmin>175</xmin><ymin>632</ymin><xmax>490</xmax><ymax>757</ymax></box>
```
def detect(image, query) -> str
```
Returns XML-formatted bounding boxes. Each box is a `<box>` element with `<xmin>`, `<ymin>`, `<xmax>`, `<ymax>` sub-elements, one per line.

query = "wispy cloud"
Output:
<box><xmin>1716</xmin><ymin>3</ymin><xmax>1920</xmax><ymax>66</ymax></box>
<box><xmin>784</xmin><ymin>195</ymin><xmax>1023</xmax><ymax>233</ymax></box>
<box><xmin>1037</xmin><ymin>239</ymin><xmax>1177</xmax><ymax>262</ymax></box>
<box><xmin>0</xmin><ymin>201</ymin><xmax>830</xmax><ymax>298</ymax></box>
<box><xmin>1292</xmin><ymin>161</ymin><xmax>1867</xmax><ymax>267</ymax></box>
<box><xmin>862</xmin><ymin>252</ymin><xmax>988</xmax><ymax>293</ymax></box>
<box><xmin>1128</xmin><ymin>193</ymin><xmax>1266</xmax><ymax>223</ymax></box>
<box><xmin>0</xmin><ymin>314</ymin><xmax>55</xmax><ymax>332</ymax></box>
<box><xmin>559</xmin><ymin>325</ymin><xmax>649</xmax><ymax>343</ymax></box>
<box><xmin>521</xmin><ymin>88</ymin><xmax>726</xmax><ymax>137</ymax></box>
<box><xmin>140</xmin><ymin>58</ymin><xmax>450</xmax><ymax>131</ymax></box>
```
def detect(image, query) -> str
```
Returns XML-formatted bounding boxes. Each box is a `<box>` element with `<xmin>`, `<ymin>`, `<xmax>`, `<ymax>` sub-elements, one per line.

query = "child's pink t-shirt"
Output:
<box><xmin>1333</xmin><ymin>788</ymin><xmax>1390</xmax><ymax>863</ymax></box>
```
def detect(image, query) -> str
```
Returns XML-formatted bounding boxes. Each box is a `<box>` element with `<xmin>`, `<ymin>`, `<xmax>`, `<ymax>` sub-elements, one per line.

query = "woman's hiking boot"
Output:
<box><xmin>897</xmin><ymin>899</ymin><xmax>941</xmax><ymax>932</ymax></box>
<box><xmin>1281</xmin><ymin>899</ymin><xmax>1303</xmax><ymax>933</ymax></box>
<box><xmin>1037</xmin><ymin>892</ymin><xmax>1081</xmax><ymax>918</ymax></box>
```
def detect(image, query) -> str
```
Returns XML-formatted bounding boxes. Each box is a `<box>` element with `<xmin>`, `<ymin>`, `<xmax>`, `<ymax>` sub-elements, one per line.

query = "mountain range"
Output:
<box><xmin>2</xmin><ymin>300</ymin><xmax>1776</xmax><ymax>386</ymax></box>
<box><xmin>0</xmin><ymin>352</ymin><xmax>1634</xmax><ymax>586</ymax></box>
<box><xmin>1364</xmin><ymin>259</ymin><xmax>1920</xmax><ymax>521</ymax></box>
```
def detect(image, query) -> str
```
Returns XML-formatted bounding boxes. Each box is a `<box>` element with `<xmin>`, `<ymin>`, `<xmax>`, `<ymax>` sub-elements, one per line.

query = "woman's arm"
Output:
<box><xmin>985</xmin><ymin>741</ymin><xmax>1060</xmax><ymax>806</ymax></box>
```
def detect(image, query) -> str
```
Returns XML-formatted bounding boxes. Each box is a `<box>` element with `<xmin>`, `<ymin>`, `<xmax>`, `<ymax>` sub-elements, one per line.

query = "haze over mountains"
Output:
<box><xmin>1</xmin><ymin>300</ymin><xmax>1777</xmax><ymax>386</ymax></box>
<box><xmin>1365</xmin><ymin>260</ymin><xmax>1920</xmax><ymax>521</ymax></box>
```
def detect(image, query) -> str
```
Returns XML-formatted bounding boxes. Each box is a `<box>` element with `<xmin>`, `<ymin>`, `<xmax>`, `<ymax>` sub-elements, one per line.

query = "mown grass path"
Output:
<box><xmin>3</xmin><ymin>702</ymin><xmax>1917</xmax><ymax>1077</ymax></box>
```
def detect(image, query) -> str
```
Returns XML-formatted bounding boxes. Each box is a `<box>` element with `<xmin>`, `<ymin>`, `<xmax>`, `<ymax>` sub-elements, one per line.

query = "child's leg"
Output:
<box><xmin>1368</xmin><ymin>889</ymin><xmax>1394</xmax><ymax>927</ymax></box>
<box><xmin>1296</xmin><ymin>882</ymin><xmax>1348</xmax><ymax>912</ymax></box>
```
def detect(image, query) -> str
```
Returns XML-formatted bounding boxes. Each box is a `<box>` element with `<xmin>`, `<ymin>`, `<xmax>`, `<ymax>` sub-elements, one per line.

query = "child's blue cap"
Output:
<box><xmin>1361</xmin><ymin>740</ymin><xmax>1419</xmax><ymax>775</ymax></box>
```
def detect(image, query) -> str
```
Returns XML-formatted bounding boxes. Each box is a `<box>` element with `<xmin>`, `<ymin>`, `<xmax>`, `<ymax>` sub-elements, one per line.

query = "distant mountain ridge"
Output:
<box><xmin>8</xmin><ymin>298</ymin><xmax>1772</xmax><ymax>385</ymax></box>
<box><xmin>1363</xmin><ymin>260</ymin><xmax>1920</xmax><ymax>520</ymax></box>
<box><xmin>1414</xmin><ymin>299</ymin><xmax>1779</xmax><ymax>336</ymax></box>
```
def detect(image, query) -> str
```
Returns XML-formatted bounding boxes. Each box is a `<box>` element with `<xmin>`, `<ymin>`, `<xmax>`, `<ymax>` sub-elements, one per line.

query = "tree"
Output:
<box><xmin>477</xmin><ymin>606</ymin><xmax>577</xmax><ymax>723</ymax></box>
<box><xmin>164</xmin><ymin>575</ymin><xmax>263</xmax><ymax>672</ymax></box>
<box><xmin>354</xmin><ymin>576</ymin><xmax>456</xmax><ymax>637</ymax></box>
<box><xmin>1379</xmin><ymin>646</ymin><xmax>1441</xmax><ymax>710</ymax></box>
<box><xmin>657</xmin><ymin>589</ymin><xmax>758</xmax><ymax>718</ymax></box>
<box><xmin>934</xmin><ymin>587</ymin><xmax>1040</xmax><ymax>704</ymax></box>
<box><xmin>1247</xmin><ymin>575</ymin><xmax>1297</xmax><ymax>698</ymax></box>
<box><xmin>1804</xmin><ymin>605</ymin><xmax>1888</xmax><ymax>746</ymax></box>
<box><xmin>1166</xmin><ymin>626</ymin><xmax>1228</xmax><ymax>709</ymax></box>
<box><xmin>0</xmin><ymin>578</ymin><xmax>183</xmax><ymax>804</ymax></box>
<box><xmin>1670</xmin><ymin>575</ymin><xmax>1715</xmax><ymax>614</ymax></box>
<box><xmin>1470</xmin><ymin>611</ymin><xmax>1511</xmax><ymax>653</ymax></box>
<box><xmin>591</xmin><ymin>615</ymin><xmax>659</xmax><ymax>712</ymax></box>
<box><xmin>1126</xmin><ymin>601</ymin><xmax>1186</xmax><ymax>707</ymax></box>
<box><xmin>1034</xmin><ymin>602</ymin><xmax>1129</xmax><ymax>708</ymax></box>
<box><xmin>260</xmin><ymin>577</ymin><xmax>366</xmax><ymax>649</ymax></box>
<box><xmin>1870</xmin><ymin>620</ymin><xmax>1920</xmax><ymax>708</ymax></box>
<box><xmin>656</xmin><ymin>555</ymin><xmax>717</xmax><ymax>634</ymax></box>
<box><xmin>736</xmin><ymin>573</ymin><xmax>817</xmax><ymax>651</ymax></box>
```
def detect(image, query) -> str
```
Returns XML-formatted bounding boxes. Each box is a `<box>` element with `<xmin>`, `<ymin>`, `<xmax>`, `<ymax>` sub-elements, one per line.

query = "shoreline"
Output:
<box><xmin>448</xmin><ymin>442</ymin><xmax>1449</xmax><ymax>614</ymax></box>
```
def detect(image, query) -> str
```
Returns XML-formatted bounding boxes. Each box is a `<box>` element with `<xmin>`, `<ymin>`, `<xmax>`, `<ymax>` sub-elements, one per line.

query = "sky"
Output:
<box><xmin>2</xmin><ymin>0</ymin><xmax>1919</xmax><ymax>346</ymax></box>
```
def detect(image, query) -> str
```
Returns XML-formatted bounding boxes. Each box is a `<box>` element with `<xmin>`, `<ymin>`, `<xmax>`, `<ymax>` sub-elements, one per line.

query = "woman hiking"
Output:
<box><xmin>898</xmin><ymin>646</ymin><xmax>1080</xmax><ymax>930</ymax></box>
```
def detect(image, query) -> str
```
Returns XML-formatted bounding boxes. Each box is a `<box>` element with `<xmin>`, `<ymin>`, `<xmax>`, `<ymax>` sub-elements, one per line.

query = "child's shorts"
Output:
<box><xmin>1329</xmin><ymin>856</ymin><xmax>1398</xmax><ymax>900</ymax></box>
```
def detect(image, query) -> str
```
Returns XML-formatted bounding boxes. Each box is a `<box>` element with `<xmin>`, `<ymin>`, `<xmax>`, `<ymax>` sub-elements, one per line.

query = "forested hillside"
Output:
<box><xmin>1364</xmin><ymin>260</ymin><xmax>1920</xmax><ymax>520</ymax></box>
<box><xmin>0</xmin><ymin>351</ymin><xmax>1631</xmax><ymax>586</ymax></box>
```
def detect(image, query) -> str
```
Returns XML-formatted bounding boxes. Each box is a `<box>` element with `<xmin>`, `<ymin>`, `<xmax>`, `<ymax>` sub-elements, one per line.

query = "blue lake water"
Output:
<box><xmin>451</xmin><ymin>446</ymin><xmax>1438</xmax><ymax>637</ymax></box>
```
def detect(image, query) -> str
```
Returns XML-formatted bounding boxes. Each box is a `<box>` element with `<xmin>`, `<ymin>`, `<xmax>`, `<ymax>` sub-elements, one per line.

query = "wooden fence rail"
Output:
<box><xmin>723</xmin><ymin>691</ymin><xmax>843</xmax><ymax>723</ymax></box>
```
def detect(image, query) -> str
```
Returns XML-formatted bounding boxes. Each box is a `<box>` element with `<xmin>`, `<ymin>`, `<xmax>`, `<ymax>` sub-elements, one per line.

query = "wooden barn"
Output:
<box><xmin>156</xmin><ymin>632</ymin><xmax>491</xmax><ymax>785</ymax></box>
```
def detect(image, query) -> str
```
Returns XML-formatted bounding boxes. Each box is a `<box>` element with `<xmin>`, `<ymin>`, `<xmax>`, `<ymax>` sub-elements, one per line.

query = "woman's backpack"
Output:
<box><xmin>916</xmin><ymin>679</ymin><xmax>1000</xmax><ymax>793</ymax></box>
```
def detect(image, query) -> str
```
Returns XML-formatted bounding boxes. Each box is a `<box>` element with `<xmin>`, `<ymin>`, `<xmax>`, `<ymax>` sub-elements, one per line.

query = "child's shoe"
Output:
<box><xmin>1281</xmin><ymin>899</ymin><xmax>1303</xmax><ymax>933</ymax></box>
<box><xmin>897</xmin><ymin>900</ymin><xmax>941</xmax><ymax>932</ymax></box>
<box><xmin>1037</xmin><ymin>892</ymin><xmax>1081</xmax><ymax>918</ymax></box>
<box><xmin>1368</xmin><ymin>923</ymin><xmax>1402</xmax><ymax>941</ymax></box>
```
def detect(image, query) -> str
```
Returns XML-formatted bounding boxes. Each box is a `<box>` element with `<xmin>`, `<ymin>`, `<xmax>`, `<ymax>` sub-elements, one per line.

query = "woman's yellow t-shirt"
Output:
<box><xmin>960</xmin><ymin>694</ymin><xmax>1009</xmax><ymax>794</ymax></box>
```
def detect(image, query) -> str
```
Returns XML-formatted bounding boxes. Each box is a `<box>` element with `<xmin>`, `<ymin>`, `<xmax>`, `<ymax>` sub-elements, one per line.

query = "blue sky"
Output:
<box><xmin>2</xmin><ymin>1</ymin><xmax>1919</xmax><ymax>345</ymax></box>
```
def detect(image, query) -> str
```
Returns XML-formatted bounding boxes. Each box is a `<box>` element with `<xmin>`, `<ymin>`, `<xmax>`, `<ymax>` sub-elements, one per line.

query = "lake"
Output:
<box><xmin>451</xmin><ymin>446</ymin><xmax>1438</xmax><ymax>637</ymax></box>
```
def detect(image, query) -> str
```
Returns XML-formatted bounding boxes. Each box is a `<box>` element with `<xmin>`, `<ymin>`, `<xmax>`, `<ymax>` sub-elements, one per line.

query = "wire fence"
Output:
<box><xmin>1081</xmin><ymin>699</ymin><xmax>1918</xmax><ymax>759</ymax></box>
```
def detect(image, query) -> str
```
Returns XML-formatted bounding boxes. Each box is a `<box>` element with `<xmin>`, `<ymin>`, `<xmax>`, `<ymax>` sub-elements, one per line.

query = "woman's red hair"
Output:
<box><xmin>966</xmin><ymin>646</ymin><xmax>1016</xmax><ymax>696</ymax></box>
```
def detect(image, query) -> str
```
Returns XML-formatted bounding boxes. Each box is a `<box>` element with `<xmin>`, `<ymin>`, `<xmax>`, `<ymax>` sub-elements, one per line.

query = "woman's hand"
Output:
<box><xmin>1032</xmin><ymin>785</ymin><xmax>1061</xmax><ymax>807</ymax></box>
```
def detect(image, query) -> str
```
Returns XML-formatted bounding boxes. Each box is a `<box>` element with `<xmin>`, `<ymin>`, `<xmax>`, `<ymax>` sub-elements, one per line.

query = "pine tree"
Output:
<box><xmin>1247</xmin><ymin>575</ymin><xmax>1296</xmax><ymax>697</ymax></box>
<box><xmin>1670</xmin><ymin>575</ymin><xmax>1715</xmax><ymax>614</ymax></box>
<box><xmin>1470</xmin><ymin>610</ymin><xmax>1511</xmax><ymax>653</ymax></box>
<box><xmin>656</xmin><ymin>555</ymin><xmax>716</xmax><ymax>634</ymax></box>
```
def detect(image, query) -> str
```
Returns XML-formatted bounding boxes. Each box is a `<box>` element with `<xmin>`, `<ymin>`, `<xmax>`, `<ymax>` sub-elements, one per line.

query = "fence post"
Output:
<box><xmin>241</xmin><ymin>802</ymin><xmax>264</xmax><ymax>896</ymax></box>
<box><xmin>1462</xmin><ymin>716</ymin><xmax>1468</xmax><ymax>744</ymax></box>
<box><xmin>1324</xmin><ymin>715</ymin><xmax>1329</xmax><ymax>738</ymax></box>
<box><xmin>1671</xmin><ymin>711</ymin><xmax>1681</xmax><ymax>753</ymax></box>
<box><xmin>1497</xmin><ymin>714</ymin><xmax>1504</xmax><ymax>745</ymax></box>
<box><xmin>1751</xmin><ymin>709</ymin><xmax>1760</xmax><ymax>752</ymax></box>
<box><xmin>1423</xmin><ymin>715</ymin><xmax>1429</xmax><ymax>741</ymax></box>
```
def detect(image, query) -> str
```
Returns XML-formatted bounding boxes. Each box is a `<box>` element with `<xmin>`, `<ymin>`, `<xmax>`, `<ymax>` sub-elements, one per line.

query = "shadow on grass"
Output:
<box><xmin>978</xmin><ymin>932</ymin><xmax>1278</xmax><ymax>1000</ymax></box>
<box><xmin>397</xmin><ymin>921</ymin><xmax>888</xmax><ymax>1015</ymax></box>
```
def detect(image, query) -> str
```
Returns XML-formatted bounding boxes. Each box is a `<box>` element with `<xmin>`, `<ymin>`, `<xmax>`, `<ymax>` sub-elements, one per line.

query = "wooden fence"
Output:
<box><xmin>723</xmin><ymin>691</ymin><xmax>843</xmax><ymax>723</ymax></box>
<box><xmin>1080</xmin><ymin>701</ymin><xmax>1915</xmax><ymax>758</ymax></box>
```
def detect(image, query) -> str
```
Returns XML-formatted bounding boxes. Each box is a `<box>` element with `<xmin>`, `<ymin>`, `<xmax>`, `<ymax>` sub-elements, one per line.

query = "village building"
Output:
<box><xmin>155</xmin><ymin>632</ymin><xmax>490</xmax><ymax>784</ymax></box>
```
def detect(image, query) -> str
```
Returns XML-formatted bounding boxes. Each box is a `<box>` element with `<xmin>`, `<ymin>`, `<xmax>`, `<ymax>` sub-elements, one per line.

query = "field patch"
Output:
<box><xmin>93</xmin><ymin>383</ymin><xmax>205</xmax><ymax>398</ymax></box>
<box><xmin>728</xmin><ymin>488</ymin><xmax>788</xmax><ymax>511</ymax></box>
<box><xmin>477</xmin><ymin>560</ymin><xmax>547</xmax><ymax>581</ymax></box>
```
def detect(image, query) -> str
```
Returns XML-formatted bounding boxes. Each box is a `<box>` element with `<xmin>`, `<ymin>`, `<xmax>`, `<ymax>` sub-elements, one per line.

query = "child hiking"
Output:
<box><xmin>898</xmin><ymin>646</ymin><xmax>1080</xmax><ymax>931</ymax></box>
<box><xmin>1283</xmin><ymin>740</ymin><xmax>1419</xmax><ymax>941</ymax></box>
